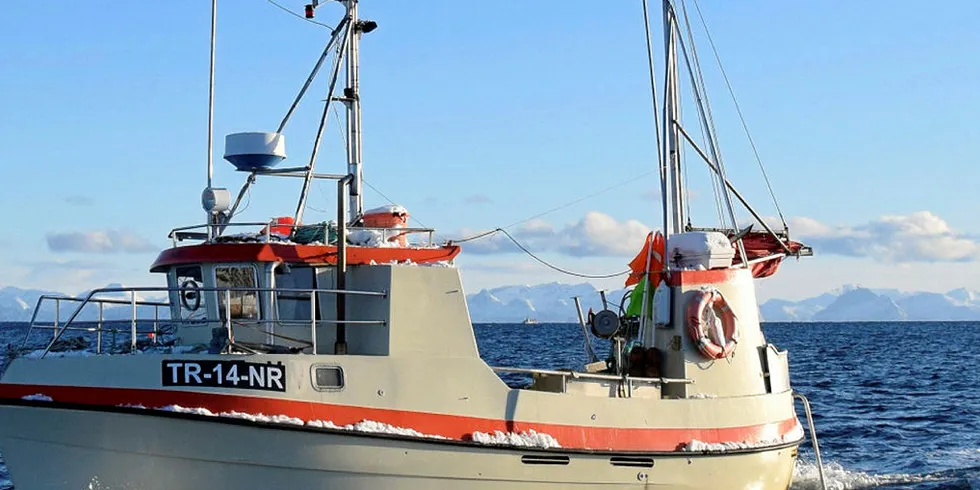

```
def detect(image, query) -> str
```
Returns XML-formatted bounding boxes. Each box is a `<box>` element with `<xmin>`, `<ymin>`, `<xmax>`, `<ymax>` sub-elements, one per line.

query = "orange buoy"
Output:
<box><xmin>685</xmin><ymin>288</ymin><xmax>738</xmax><ymax>359</ymax></box>
<box><xmin>262</xmin><ymin>216</ymin><xmax>296</xmax><ymax>237</ymax></box>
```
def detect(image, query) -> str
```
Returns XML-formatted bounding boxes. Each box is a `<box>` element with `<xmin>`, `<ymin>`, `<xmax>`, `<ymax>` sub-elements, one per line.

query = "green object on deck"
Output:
<box><xmin>626</xmin><ymin>278</ymin><xmax>653</xmax><ymax>318</ymax></box>
<box><xmin>290</xmin><ymin>222</ymin><xmax>338</xmax><ymax>245</ymax></box>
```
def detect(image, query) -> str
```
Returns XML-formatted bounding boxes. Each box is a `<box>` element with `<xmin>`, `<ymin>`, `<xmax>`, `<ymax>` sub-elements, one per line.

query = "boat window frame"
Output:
<box><xmin>273</xmin><ymin>264</ymin><xmax>321</xmax><ymax>323</ymax></box>
<box><xmin>213</xmin><ymin>263</ymin><xmax>262</xmax><ymax>321</ymax></box>
<box><xmin>171</xmin><ymin>264</ymin><xmax>208</xmax><ymax>321</ymax></box>
<box><xmin>310</xmin><ymin>364</ymin><xmax>345</xmax><ymax>392</ymax></box>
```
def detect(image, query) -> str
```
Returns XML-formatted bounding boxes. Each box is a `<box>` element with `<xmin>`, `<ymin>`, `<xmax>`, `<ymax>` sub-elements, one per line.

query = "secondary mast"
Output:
<box><xmin>342</xmin><ymin>0</ymin><xmax>372</xmax><ymax>223</ymax></box>
<box><xmin>661</xmin><ymin>0</ymin><xmax>685</xmax><ymax>237</ymax></box>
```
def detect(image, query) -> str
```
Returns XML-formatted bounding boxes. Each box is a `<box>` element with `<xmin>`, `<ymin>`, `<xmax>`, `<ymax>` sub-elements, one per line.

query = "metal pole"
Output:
<box><xmin>206</xmin><ymin>0</ymin><xmax>216</xmax><ymax>190</ymax></box>
<box><xmin>795</xmin><ymin>393</ymin><xmax>828</xmax><ymax>490</ymax></box>
<box><xmin>97</xmin><ymin>302</ymin><xmax>103</xmax><ymax>354</ymax></box>
<box><xmin>153</xmin><ymin>306</ymin><xmax>159</xmax><ymax>345</ymax></box>
<box><xmin>663</xmin><ymin>1</ymin><xmax>685</xmax><ymax>235</ymax></box>
<box><xmin>295</xmin><ymin>26</ymin><xmax>351</xmax><ymax>226</ymax></box>
<box><xmin>277</xmin><ymin>17</ymin><xmax>351</xmax><ymax>134</ymax></box>
<box><xmin>311</xmin><ymin>290</ymin><xmax>318</xmax><ymax>354</ymax></box>
<box><xmin>637</xmin><ymin>236</ymin><xmax>656</xmax><ymax>345</ymax></box>
<box><xmin>641</xmin><ymin>0</ymin><xmax>664</xmax><ymax>168</ymax></box>
<box><xmin>224</xmin><ymin>289</ymin><xmax>232</xmax><ymax>353</ymax></box>
<box><xmin>674</xmin><ymin>123</ymin><xmax>792</xmax><ymax>253</ymax></box>
<box><xmin>335</xmin><ymin>176</ymin><xmax>350</xmax><ymax>354</ymax></box>
<box><xmin>573</xmin><ymin>297</ymin><xmax>598</xmax><ymax>363</ymax></box>
<box><xmin>130</xmin><ymin>291</ymin><xmax>137</xmax><ymax>353</ymax></box>
<box><xmin>346</xmin><ymin>0</ymin><xmax>364</xmax><ymax>221</ymax></box>
<box><xmin>53</xmin><ymin>300</ymin><xmax>59</xmax><ymax>342</ymax></box>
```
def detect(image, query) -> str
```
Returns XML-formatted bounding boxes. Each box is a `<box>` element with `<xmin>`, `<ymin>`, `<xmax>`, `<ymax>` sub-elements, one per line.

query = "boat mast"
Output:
<box><xmin>661</xmin><ymin>0</ymin><xmax>685</xmax><ymax>237</ymax></box>
<box><xmin>344</xmin><ymin>0</ymin><xmax>364</xmax><ymax>223</ymax></box>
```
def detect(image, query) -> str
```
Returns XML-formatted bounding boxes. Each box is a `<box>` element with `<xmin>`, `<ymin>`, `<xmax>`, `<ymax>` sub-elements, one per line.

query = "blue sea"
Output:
<box><xmin>2</xmin><ymin>321</ymin><xmax>978</xmax><ymax>489</ymax></box>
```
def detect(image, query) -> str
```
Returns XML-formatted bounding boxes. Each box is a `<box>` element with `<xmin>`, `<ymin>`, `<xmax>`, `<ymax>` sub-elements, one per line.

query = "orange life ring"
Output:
<box><xmin>686</xmin><ymin>289</ymin><xmax>738</xmax><ymax>359</ymax></box>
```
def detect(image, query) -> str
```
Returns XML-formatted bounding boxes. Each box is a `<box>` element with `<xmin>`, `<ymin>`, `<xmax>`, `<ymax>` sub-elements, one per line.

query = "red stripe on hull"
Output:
<box><xmin>150</xmin><ymin>243</ymin><xmax>461</xmax><ymax>272</ymax></box>
<box><xmin>0</xmin><ymin>383</ymin><xmax>800</xmax><ymax>452</ymax></box>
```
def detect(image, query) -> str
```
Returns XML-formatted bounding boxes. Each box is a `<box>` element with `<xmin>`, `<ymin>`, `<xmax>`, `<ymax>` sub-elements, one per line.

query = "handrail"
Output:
<box><xmin>28</xmin><ymin>285</ymin><xmax>388</xmax><ymax>358</ymax></box>
<box><xmin>793</xmin><ymin>392</ymin><xmax>828</xmax><ymax>490</ymax></box>
<box><xmin>31</xmin><ymin>294</ymin><xmax>169</xmax><ymax>307</ymax></box>
<box><xmin>24</xmin><ymin>294</ymin><xmax>169</xmax><ymax>349</ymax></box>
<box><xmin>491</xmin><ymin>366</ymin><xmax>693</xmax><ymax>385</ymax></box>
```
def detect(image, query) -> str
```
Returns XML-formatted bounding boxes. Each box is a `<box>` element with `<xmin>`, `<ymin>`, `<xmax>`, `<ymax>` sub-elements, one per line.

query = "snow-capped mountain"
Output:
<box><xmin>0</xmin><ymin>284</ymin><xmax>170</xmax><ymax>323</ymax></box>
<box><xmin>0</xmin><ymin>286</ymin><xmax>62</xmax><ymax>323</ymax></box>
<box><xmin>466</xmin><ymin>282</ymin><xmax>627</xmax><ymax>324</ymax></box>
<box><xmin>464</xmin><ymin>282</ymin><xmax>980</xmax><ymax>323</ymax></box>
<box><xmin>759</xmin><ymin>285</ymin><xmax>980</xmax><ymax>322</ymax></box>
<box><xmin>810</xmin><ymin>288</ymin><xmax>907</xmax><ymax>322</ymax></box>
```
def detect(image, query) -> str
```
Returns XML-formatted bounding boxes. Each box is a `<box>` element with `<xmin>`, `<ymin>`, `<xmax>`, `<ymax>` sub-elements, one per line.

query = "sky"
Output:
<box><xmin>1</xmin><ymin>1</ymin><xmax>979</xmax><ymax>302</ymax></box>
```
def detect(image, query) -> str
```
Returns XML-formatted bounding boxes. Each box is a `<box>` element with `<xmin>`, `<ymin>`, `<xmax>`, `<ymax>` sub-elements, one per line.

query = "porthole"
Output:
<box><xmin>311</xmin><ymin>365</ymin><xmax>345</xmax><ymax>391</ymax></box>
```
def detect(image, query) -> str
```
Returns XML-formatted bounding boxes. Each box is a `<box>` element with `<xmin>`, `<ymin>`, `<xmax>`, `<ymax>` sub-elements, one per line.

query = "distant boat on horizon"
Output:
<box><xmin>521</xmin><ymin>317</ymin><xmax>539</xmax><ymax>325</ymax></box>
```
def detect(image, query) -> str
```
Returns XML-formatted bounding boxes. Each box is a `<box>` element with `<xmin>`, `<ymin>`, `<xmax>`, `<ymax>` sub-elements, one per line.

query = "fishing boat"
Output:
<box><xmin>522</xmin><ymin>317</ymin><xmax>539</xmax><ymax>325</ymax></box>
<box><xmin>0</xmin><ymin>1</ymin><xmax>823</xmax><ymax>489</ymax></box>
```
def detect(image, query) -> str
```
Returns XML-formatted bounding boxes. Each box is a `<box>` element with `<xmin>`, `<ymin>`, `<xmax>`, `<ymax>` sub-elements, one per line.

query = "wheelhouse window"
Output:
<box><xmin>175</xmin><ymin>265</ymin><xmax>206</xmax><ymax>320</ymax></box>
<box><xmin>275</xmin><ymin>265</ymin><xmax>319</xmax><ymax>322</ymax></box>
<box><xmin>215</xmin><ymin>266</ymin><xmax>259</xmax><ymax>320</ymax></box>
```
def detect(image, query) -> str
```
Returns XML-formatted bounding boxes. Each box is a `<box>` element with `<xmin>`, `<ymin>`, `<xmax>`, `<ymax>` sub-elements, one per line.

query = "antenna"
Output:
<box><xmin>202</xmin><ymin>0</ymin><xmax>231</xmax><ymax>239</ymax></box>
<box><xmin>207</xmin><ymin>0</ymin><xmax>217</xmax><ymax>190</ymax></box>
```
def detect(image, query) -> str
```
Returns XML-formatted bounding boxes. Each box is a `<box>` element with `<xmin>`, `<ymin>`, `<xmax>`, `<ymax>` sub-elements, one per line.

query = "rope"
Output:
<box><xmin>450</xmin><ymin>228</ymin><xmax>630</xmax><ymax>280</ymax></box>
<box><xmin>689</xmin><ymin>0</ymin><xmax>787</xmax><ymax>229</ymax></box>
<box><xmin>232</xmin><ymin>188</ymin><xmax>252</xmax><ymax>218</ymax></box>
<box><xmin>264</xmin><ymin>0</ymin><xmax>337</xmax><ymax>30</ymax></box>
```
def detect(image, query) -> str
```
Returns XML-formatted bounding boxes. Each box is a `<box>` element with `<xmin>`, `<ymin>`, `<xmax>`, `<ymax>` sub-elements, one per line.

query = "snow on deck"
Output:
<box><xmin>21</xmin><ymin>393</ymin><xmax>53</xmax><ymax>402</ymax></box>
<box><xmin>124</xmin><ymin>404</ymin><xmax>566</xmax><ymax>448</ymax></box>
<box><xmin>681</xmin><ymin>423</ymin><xmax>805</xmax><ymax>453</ymax></box>
<box><xmin>470</xmin><ymin>429</ymin><xmax>562</xmax><ymax>449</ymax></box>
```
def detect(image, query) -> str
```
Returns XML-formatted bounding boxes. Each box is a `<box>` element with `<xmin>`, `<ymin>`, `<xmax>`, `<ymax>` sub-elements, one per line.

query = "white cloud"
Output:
<box><xmin>454</xmin><ymin>211</ymin><xmax>651</xmax><ymax>257</ymax></box>
<box><xmin>46</xmin><ymin>229</ymin><xmax>158</xmax><ymax>254</ymax></box>
<box><xmin>788</xmin><ymin>211</ymin><xmax>980</xmax><ymax>262</ymax></box>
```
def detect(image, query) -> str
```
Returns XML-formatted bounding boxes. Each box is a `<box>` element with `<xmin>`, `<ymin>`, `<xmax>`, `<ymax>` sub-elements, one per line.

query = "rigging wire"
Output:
<box><xmin>499</xmin><ymin>170</ymin><xmax>657</xmax><ymax>231</ymax></box>
<box><xmin>678</xmin><ymin>1</ymin><xmax>724</xmax><ymax>227</ymax></box>
<box><xmin>678</xmin><ymin>0</ymin><xmax>733</xmax><ymax>229</ymax></box>
<box><xmin>264</xmin><ymin>0</ymin><xmax>337</xmax><ymax>29</ymax></box>
<box><xmin>640</xmin><ymin>0</ymin><xmax>665</xmax><ymax>175</ymax></box>
<box><xmin>459</xmin><ymin>229</ymin><xmax>630</xmax><ymax>280</ymax></box>
<box><xmin>689</xmin><ymin>0</ymin><xmax>787</xmax><ymax>229</ymax></box>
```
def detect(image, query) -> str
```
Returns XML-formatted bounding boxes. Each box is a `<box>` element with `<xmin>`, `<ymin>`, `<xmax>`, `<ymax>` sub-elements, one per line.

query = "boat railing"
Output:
<box><xmin>21</xmin><ymin>285</ymin><xmax>388</xmax><ymax>359</ymax></box>
<box><xmin>491</xmin><ymin>366</ymin><xmax>694</xmax><ymax>393</ymax></box>
<box><xmin>167</xmin><ymin>220</ymin><xmax>437</xmax><ymax>247</ymax></box>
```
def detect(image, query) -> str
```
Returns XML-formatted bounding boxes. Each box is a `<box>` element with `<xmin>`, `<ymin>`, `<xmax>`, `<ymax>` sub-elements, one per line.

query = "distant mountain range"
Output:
<box><xmin>466</xmin><ymin>283</ymin><xmax>980</xmax><ymax>323</ymax></box>
<box><xmin>0</xmin><ymin>284</ymin><xmax>168</xmax><ymax>323</ymax></box>
<box><xmin>761</xmin><ymin>285</ymin><xmax>980</xmax><ymax>322</ymax></box>
<box><xmin>2</xmin><ymin>282</ymin><xmax>979</xmax><ymax>324</ymax></box>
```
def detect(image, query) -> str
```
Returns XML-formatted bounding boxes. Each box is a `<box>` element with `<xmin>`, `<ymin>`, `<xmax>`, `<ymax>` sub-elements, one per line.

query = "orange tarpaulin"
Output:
<box><xmin>626</xmin><ymin>231</ymin><xmax>665</xmax><ymax>287</ymax></box>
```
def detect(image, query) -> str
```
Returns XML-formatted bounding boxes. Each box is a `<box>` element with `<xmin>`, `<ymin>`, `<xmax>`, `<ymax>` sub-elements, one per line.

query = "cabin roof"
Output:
<box><xmin>149</xmin><ymin>243</ymin><xmax>461</xmax><ymax>273</ymax></box>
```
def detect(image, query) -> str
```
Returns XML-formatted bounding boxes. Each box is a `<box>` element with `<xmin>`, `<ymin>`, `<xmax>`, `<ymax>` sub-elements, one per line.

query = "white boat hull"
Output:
<box><xmin>0</xmin><ymin>404</ymin><xmax>798</xmax><ymax>490</ymax></box>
